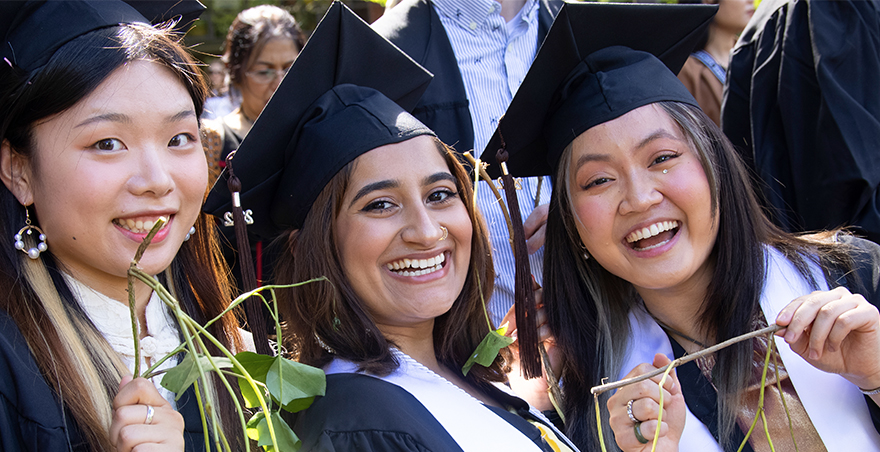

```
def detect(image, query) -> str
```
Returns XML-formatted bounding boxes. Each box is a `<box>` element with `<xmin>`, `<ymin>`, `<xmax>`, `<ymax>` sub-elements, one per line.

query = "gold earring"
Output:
<box><xmin>14</xmin><ymin>205</ymin><xmax>47</xmax><ymax>259</ymax></box>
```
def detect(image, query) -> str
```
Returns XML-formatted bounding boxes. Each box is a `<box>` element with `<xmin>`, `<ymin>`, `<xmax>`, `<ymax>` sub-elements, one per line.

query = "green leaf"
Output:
<box><xmin>461</xmin><ymin>328</ymin><xmax>515</xmax><ymax>376</ymax></box>
<box><xmin>266</xmin><ymin>356</ymin><xmax>326</xmax><ymax>412</ymax></box>
<box><xmin>246</xmin><ymin>410</ymin><xmax>301</xmax><ymax>451</ymax></box>
<box><xmin>233</xmin><ymin>352</ymin><xmax>326</xmax><ymax>411</ymax></box>
<box><xmin>233</xmin><ymin>351</ymin><xmax>275</xmax><ymax>408</ymax></box>
<box><xmin>160</xmin><ymin>353</ymin><xmax>232</xmax><ymax>400</ymax></box>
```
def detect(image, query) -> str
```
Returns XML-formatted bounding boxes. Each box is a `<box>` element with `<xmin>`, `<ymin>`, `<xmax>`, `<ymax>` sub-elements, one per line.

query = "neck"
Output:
<box><xmin>702</xmin><ymin>23</ymin><xmax>739</xmax><ymax>69</ymax></box>
<box><xmin>381</xmin><ymin>321</ymin><xmax>440</xmax><ymax>371</ymax></box>
<box><xmin>498</xmin><ymin>0</ymin><xmax>527</xmax><ymax>22</ymax></box>
<box><xmin>636</xmin><ymin>264</ymin><xmax>715</xmax><ymax>349</ymax></box>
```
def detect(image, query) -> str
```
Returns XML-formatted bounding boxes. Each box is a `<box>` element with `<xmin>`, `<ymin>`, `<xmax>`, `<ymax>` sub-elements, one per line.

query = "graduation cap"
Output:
<box><xmin>1</xmin><ymin>0</ymin><xmax>205</xmax><ymax>73</ymax></box>
<box><xmin>203</xmin><ymin>0</ymin><xmax>434</xmax><ymax>240</ymax></box>
<box><xmin>483</xmin><ymin>2</ymin><xmax>716</xmax><ymax>178</ymax></box>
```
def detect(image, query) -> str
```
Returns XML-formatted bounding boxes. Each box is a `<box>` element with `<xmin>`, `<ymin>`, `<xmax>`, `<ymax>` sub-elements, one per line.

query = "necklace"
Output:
<box><xmin>649</xmin><ymin>313</ymin><xmax>709</xmax><ymax>349</ymax></box>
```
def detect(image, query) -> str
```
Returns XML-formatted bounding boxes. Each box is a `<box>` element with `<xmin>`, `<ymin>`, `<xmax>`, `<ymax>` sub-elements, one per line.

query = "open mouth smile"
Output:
<box><xmin>385</xmin><ymin>252</ymin><xmax>446</xmax><ymax>277</ymax></box>
<box><xmin>626</xmin><ymin>220</ymin><xmax>679</xmax><ymax>251</ymax></box>
<box><xmin>113</xmin><ymin>215</ymin><xmax>170</xmax><ymax>234</ymax></box>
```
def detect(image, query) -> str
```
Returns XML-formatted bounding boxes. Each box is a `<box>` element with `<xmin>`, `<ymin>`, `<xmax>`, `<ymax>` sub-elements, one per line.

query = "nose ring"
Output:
<box><xmin>439</xmin><ymin>226</ymin><xmax>448</xmax><ymax>241</ymax></box>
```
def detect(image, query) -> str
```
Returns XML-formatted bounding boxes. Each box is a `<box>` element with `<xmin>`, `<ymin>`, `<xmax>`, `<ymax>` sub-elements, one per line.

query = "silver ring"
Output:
<box><xmin>627</xmin><ymin>399</ymin><xmax>640</xmax><ymax>423</ymax></box>
<box><xmin>144</xmin><ymin>405</ymin><xmax>155</xmax><ymax>425</ymax></box>
<box><xmin>439</xmin><ymin>226</ymin><xmax>448</xmax><ymax>241</ymax></box>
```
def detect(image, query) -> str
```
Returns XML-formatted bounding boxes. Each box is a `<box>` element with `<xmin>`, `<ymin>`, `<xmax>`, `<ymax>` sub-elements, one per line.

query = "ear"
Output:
<box><xmin>0</xmin><ymin>139</ymin><xmax>35</xmax><ymax>206</ymax></box>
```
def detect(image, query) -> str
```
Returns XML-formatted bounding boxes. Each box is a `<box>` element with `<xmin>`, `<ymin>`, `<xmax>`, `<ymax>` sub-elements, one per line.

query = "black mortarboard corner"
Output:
<box><xmin>483</xmin><ymin>2</ymin><xmax>716</xmax><ymax>179</ymax></box>
<box><xmin>481</xmin><ymin>2</ymin><xmax>716</xmax><ymax>381</ymax></box>
<box><xmin>202</xmin><ymin>1</ymin><xmax>433</xmax><ymax>355</ymax></box>
<box><xmin>1</xmin><ymin>0</ymin><xmax>205</xmax><ymax>73</ymax></box>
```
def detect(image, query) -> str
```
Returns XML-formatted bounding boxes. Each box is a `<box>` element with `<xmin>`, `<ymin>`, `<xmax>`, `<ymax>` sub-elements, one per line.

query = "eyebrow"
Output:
<box><xmin>348</xmin><ymin>171</ymin><xmax>456</xmax><ymax>208</ymax></box>
<box><xmin>574</xmin><ymin>129</ymin><xmax>684</xmax><ymax>171</ymax></box>
<box><xmin>74</xmin><ymin>109</ymin><xmax>195</xmax><ymax>129</ymax></box>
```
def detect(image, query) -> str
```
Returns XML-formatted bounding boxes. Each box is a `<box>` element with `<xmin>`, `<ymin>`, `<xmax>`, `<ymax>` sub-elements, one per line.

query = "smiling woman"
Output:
<box><xmin>202</xmin><ymin>3</ymin><xmax>579</xmax><ymax>451</ymax></box>
<box><xmin>0</xmin><ymin>1</ymin><xmax>245</xmax><ymax>450</ymax></box>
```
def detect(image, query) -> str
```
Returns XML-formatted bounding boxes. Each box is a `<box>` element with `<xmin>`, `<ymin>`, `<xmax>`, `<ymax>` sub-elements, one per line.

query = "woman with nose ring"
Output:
<box><xmin>483</xmin><ymin>3</ymin><xmax>880</xmax><ymax>452</ymax></box>
<box><xmin>204</xmin><ymin>3</ymin><xmax>578</xmax><ymax>451</ymax></box>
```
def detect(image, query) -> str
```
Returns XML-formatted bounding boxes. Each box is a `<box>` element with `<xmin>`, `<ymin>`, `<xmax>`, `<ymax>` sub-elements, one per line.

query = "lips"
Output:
<box><xmin>113</xmin><ymin>215</ymin><xmax>169</xmax><ymax>234</ymax></box>
<box><xmin>386</xmin><ymin>252</ymin><xmax>446</xmax><ymax>277</ymax></box>
<box><xmin>626</xmin><ymin>220</ymin><xmax>679</xmax><ymax>250</ymax></box>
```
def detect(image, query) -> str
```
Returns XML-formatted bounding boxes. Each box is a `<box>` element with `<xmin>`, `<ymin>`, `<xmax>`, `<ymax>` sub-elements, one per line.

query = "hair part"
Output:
<box><xmin>276</xmin><ymin>138</ymin><xmax>508</xmax><ymax>388</ymax></box>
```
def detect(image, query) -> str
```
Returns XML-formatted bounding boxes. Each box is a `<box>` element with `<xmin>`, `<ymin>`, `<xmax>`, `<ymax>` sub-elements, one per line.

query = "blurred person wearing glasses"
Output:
<box><xmin>202</xmin><ymin>5</ymin><xmax>305</xmax><ymax>184</ymax></box>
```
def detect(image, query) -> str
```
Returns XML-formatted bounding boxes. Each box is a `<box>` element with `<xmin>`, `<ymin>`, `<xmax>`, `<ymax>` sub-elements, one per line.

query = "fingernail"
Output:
<box><xmin>809</xmin><ymin>349</ymin><xmax>819</xmax><ymax>360</ymax></box>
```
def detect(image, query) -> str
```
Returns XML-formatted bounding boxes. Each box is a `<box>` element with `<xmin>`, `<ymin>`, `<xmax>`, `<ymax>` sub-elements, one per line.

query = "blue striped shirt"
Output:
<box><xmin>433</xmin><ymin>0</ymin><xmax>552</xmax><ymax>326</ymax></box>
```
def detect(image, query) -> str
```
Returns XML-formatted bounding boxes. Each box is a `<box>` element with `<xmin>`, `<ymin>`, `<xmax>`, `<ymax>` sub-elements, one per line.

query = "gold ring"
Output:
<box><xmin>439</xmin><ymin>226</ymin><xmax>448</xmax><ymax>241</ymax></box>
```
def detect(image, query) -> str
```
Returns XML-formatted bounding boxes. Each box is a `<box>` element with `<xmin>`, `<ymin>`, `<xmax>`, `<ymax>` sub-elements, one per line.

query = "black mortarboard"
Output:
<box><xmin>202</xmin><ymin>1</ymin><xmax>434</xmax><ymax>239</ymax></box>
<box><xmin>1</xmin><ymin>0</ymin><xmax>205</xmax><ymax>73</ymax></box>
<box><xmin>483</xmin><ymin>2</ymin><xmax>716</xmax><ymax>178</ymax></box>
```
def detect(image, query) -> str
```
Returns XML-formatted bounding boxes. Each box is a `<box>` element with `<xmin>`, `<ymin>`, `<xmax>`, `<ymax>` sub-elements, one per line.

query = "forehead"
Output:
<box><xmin>573</xmin><ymin>104</ymin><xmax>683</xmax><ymax>152</ymax></box>
<box><xmin>348</xmin><ymin>136</ymin><xmax>448</xmax><ymax>184</ymax></box>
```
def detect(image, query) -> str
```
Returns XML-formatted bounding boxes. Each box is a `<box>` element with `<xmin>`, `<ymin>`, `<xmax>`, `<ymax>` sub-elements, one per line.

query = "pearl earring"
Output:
<box><xmin>184</xmin><ymin>226</ymin><xmax>195</xmax><ymax>241</ymax></box>
<box><xmin>13</xmin><ymin>205</ymin><xmax>47</xmax><ymax>259</ymax></box>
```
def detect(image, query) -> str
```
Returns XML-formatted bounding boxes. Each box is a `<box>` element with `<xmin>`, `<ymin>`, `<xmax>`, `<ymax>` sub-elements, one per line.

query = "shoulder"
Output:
<box><xmin>372</xmin><ymin>0</ymin><xmax>432</xmax><ymax>43</ymax></box>
<box><xmin>292</xmin><ymin>373</ymin><xmax>462</xmax><ymax>452</ymax></box>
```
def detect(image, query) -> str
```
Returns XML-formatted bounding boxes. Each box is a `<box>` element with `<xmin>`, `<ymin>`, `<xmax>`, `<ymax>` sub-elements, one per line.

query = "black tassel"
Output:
<box><xmin>495</xmin><ymin>140</ymin><xmax>542</xmax><ymax>379</ymax></box>
<box><xmin>225</xmin><ymin>152</ymin><xmax>272</xmax><ymax>356</ymax></box>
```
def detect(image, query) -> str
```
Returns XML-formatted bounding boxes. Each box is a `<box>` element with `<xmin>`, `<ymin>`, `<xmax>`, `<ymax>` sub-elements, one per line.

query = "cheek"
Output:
<box><xmin>571</xmin><ymin>193</ymin><xmax>615</xmax><ymax>247</ymax></box>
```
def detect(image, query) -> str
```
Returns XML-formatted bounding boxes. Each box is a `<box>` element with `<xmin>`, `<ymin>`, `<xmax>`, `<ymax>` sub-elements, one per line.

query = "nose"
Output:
<box><xmin>618</xmin><ymin>171</ymin><xmax>662</xmax><ymax>215</ymax></box>
<box><xmin>269</xmin><ymin>71</ymin><xmax>284</xmax><ymax>92</ymax></box>
<box><xmin>128</xmin><ymin>145</ymin><xmax>174</xmax><ymax>197</ymax></box>
<box><xmin>400</xmin><ymin>203</ymin><xmax>445</xmax><ymax>246</ymax></box>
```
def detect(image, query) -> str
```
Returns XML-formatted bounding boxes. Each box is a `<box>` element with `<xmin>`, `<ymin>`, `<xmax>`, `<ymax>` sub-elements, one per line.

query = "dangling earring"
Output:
<box><xmin>184</xmin><ymin>226</ymin><xmax>195</xmax><ymax>241</ymax></box>
<box><xmin>14</xmin><ymin>205</ymin><xmax>47</xmax><ymax>259</ymax></box>
<box><xmin>579</xmin><ymin>242</ymin><xmax>590</xmax><ymax>260</ymax></box>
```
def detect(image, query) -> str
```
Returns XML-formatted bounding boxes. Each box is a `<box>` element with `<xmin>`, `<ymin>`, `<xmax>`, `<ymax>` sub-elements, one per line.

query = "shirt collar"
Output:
<box><xmin>433</xmin><ymin>0</ymin><xmax>537</xmax><ymax>34</ymax></box>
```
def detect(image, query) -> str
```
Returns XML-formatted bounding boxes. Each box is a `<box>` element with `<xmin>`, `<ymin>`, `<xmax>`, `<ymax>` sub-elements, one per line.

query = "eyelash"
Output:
<box><xmin>582</xmin><ymin>152</ymin><xmax>681</xmax><ymax>189</ymax></box>
<box><xmin>361</xmin><ymin>189</ymin><xmax>459</xmax><ymax>213</ymax></box>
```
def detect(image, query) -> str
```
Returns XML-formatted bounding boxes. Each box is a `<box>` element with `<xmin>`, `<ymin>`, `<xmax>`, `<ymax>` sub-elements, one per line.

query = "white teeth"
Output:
<box><xmin>115</xmin><ymin>216</ymin><xmax>169</xmax><ymax>234</ymax></box>
<box><xmin>626</xmin><ymin>220</ymin><xmax>679</xmax><ymax>243</ymax></box>
<box><xmin>144</xmin><ymin>220</ymin><xmax>154</xmax><ymax>230</ymax></box>
<box><xmin>386</xmin><ymin>252</ymin><xmax>446</xmax><ymax>275</ymax></box>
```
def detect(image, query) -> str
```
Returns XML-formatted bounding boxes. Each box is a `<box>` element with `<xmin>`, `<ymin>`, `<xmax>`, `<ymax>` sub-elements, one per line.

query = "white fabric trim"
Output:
<box><xmin>325</xmin><ymin>350</ymin><xmax>544</xmax><ymax>452</ymax></box>
<box><xmin>64</xmin><ymin>274</ymin><xmax>181</xmax><ymax>407</ymax></box>
<box><xmin>622</xmin><ymin>246</ymin><xmax>880</xmax><ymax>450</ymax></box>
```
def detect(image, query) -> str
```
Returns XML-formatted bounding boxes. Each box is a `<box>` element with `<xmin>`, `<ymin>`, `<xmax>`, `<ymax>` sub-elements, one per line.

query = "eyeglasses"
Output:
<box><xmin>245</xmin><ymin>67</ymin><xmax>290</xmax><ymax>84</ymax></box>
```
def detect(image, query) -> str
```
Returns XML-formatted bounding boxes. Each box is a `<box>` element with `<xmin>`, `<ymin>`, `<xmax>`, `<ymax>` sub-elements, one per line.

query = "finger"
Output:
<box><xmin>651</xmin><ymin>354</ymin><xmax>678</xmax><ymax>394</ymax></box>
<box><xmin>631</xmin><ymin>397</ymin><xmax>669</xmax><ymax>423</ymax></box>
<box><xmin>114</xmin><ymin>378</ymin><xmax>170</xmax><ymax>410</ymax></box>
<box><xmin>537</xmin><ymin>323</ymin><xmax>552</xmax><ymax>343</ymax></box>
<box><xmin>826</xmin><ymin>301</ymin><xmax>879</xmax><ymax>351</ymax></box>
<box><xmin>637</xmin><ymin>419</ymin><xmax>670</xmax><ymax>440</ymax></box>
<box><xmin>523</xmin><ymin>203</ymin><xmax>549</xmax><ymax>238</ymax></box>
<box><xmin>805</xmin><ymin>297</ymin><xmax>860</xmax><ymax>359</ymax></box>
<box><xmin>526</xmin><ymin>223</ymin><xmax>546</xmax><ymax>254</ymax></box>
<box><xmin>110</xmin><ymin>405</ymin><xmax>183</xmax><ymax>449</ymax></box>
<box><xmin>780</xmin><ymin>289</ymin><xmax>845</xmax><ymax>345</ymax></box>
<box><xmin>535</xmin><ymin>307</ymin><xmax>547</xmax><ymax>328</ymax></box>
<box><xmin>114</xmin><ymin>422</ymin><xmax>184</xmax><ymax>452</ymax></box>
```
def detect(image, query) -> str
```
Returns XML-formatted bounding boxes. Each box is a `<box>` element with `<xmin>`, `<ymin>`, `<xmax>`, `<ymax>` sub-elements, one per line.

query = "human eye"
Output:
<box><xmin>582</xmin><ymin>176</ymin><xmax>612</xmax><ymax>190</ymax></box>
<box><xmin>362</xmin><ymin>199</ymin><xmax>395</xmax><ymax>213</ymax></box>
<box><xmin>90</xmin><ymin>138</ymin><xmax>124</xmax><ymax>152</ymax></box>
<box><xmin>651</xmin><ymin>152</ymin><xmax>680</xmax><ymax>166</ymax></box>
<box><xmin>168</xmin><ymin>133</ymin><xmax>196</xmax><ymax>147</ymax></box>
<box><xmin>427</xmin><ymin>188</ymin><xmax>459</xmax><ymax>204</ymax></box>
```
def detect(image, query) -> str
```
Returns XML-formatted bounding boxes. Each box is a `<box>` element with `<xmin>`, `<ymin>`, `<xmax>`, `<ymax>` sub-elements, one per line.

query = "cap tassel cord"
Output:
<box><xmin>495</xmin><ymin>139</ymin><xmax>542</xmax><ymax>379</ymax></box>
<box><xmin>225</xmin><ymin>152</ymin><xmax>272</xmax><ymax>356</ymax></box>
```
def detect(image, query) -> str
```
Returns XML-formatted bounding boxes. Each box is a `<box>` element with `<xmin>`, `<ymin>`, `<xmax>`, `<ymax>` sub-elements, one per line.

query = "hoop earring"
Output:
<box><xmin>14</xmin><ymin>205</ymin><xmax>47</xmax><ymax>259</ymax></box>
<box><xmin>184</xmin><ymin>226</ymin><xmax>195</xmax><ymax>241</ymax></box>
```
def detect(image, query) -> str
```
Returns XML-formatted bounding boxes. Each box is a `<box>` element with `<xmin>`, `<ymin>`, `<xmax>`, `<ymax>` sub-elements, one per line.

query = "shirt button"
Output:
<box><xmin>469</xmin><ymin>21</ymin><xmax>478</xmax><ymax>30</ymax></box>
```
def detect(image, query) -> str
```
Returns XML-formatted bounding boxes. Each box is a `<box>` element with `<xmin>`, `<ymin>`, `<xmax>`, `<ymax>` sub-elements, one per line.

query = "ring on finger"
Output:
<box><xmin>634</xmin><ymin>421</ymin><xmax>650</xmax><ymax>444</ymax></box>
<box><xmin>627</xmin><ymin>399</ymin><xmax>640</xmax><ymax>423</ymax></box>
<box><xmin>144</xmin><ymin>405</ymin><xmax>155</xmax><ymax>425</ymax></box>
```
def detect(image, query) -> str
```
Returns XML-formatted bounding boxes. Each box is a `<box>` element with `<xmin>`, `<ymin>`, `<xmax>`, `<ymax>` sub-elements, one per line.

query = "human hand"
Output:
<box><xmin>110</xmin><ymin>375</ymin><xmax>184</xmax><ymax>452</ymax></box>
<box><xmin>607</xmin><ymin>354</ymin><xmax>684</xmax><ymax>452</ymax></box>
<box><xmin>775</xmin><ymin>286</ymin><xmax>880</xmax><ymax>390</ymax></box>
<box><xmin>524</xmin><ymin>203</ymin><xmax>549</xmax><ymax>254</ymax></box>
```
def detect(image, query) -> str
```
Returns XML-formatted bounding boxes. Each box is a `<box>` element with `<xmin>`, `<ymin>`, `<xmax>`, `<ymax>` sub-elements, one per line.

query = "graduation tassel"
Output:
<box><xmin>495</xmin><ymin>139</ymin><xmax>542</xmax><ymax>379</ymax></box>
<box><xmin>225</xmin><ymin>152</ymin><xmax>272</xmax><ymax>356</ymax></box>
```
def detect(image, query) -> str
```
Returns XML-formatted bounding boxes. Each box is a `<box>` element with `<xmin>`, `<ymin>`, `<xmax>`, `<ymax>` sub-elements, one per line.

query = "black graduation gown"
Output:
<box><xmin>290</xmin><ymin>373</ymin><xmax>569</xmax><ymax>452</ymax></box>
<box><xmin>722</xmin><ymin>0</ymin><xmax>880</xmax><ymax>244</ymax></box>
<box><xmin>0</xmin><ymin>309</ymin><xmax>208</xmax><ymax>452</ymax></box>
<box><xmin>371</xmin><ymin>0</ymin><xmax>562</xmax><ymax>155</ymax></box>
<box><xmin>670</xmin><ymin>236</ymin><xmax>880</xmax><ymax>451</ymax></box>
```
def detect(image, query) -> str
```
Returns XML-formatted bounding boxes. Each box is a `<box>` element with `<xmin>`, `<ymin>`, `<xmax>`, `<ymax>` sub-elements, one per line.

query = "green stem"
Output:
<box><xmin>650</xmin><ymin>362</ymin><xmax>676</xmax><ymax>452</ymax></box>
<box><xmin>773</xmin><ymin>342</ymin><xmax>798</xmax><ymax>451</ymax></box>
<box><xmin>737</xmin><ymin>332</ymin><xmax>776</xmax><ymax>452</ymax></box>
<box><xmin>594</xmin><ymin>394</ymin><xmax>609</xmax><ymax>452</ymax></box>
<box><xmin>192</xmin><ymin>380</ymin><xmax>213</xmax><ymax>451</ymax></box>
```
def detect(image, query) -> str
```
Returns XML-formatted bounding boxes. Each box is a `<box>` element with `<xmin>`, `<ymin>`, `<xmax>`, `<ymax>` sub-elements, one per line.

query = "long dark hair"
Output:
<box><xmin>544</xmin><ymin>101</ymin><xmax>855</xmax><ymax>451</ymax></box>
<box><xmin>275</xmin><ymin>139</ymin><xmax>508</xmax><ymax>387</ymax></box>
<box><xmin>0</xmin><ymin>23</ymin><xmax>243</xmax><ymax>451</ymax></box>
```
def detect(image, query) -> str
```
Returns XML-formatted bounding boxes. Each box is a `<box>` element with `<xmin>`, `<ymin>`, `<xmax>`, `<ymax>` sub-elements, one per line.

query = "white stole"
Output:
<box><xmin>324</xmin><ymin>350</ymin><xmax>544</xmax><ymax>452</ymax></box>
<box><xmin>622</xmin><ymin>246</ymin><xmax>880</xmax><ymax>451</ymax></box>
